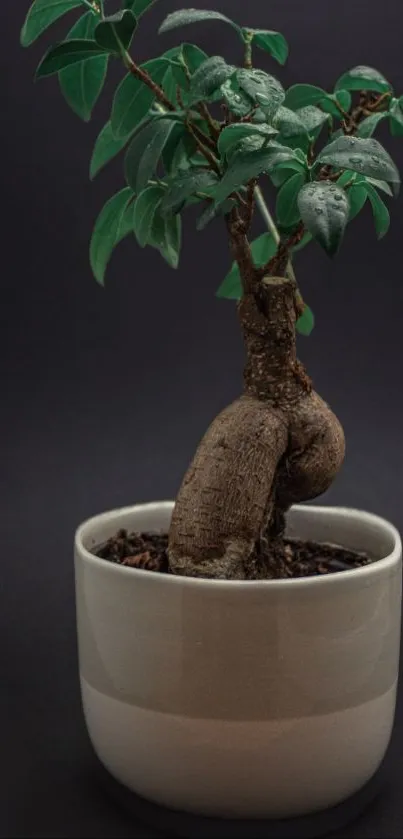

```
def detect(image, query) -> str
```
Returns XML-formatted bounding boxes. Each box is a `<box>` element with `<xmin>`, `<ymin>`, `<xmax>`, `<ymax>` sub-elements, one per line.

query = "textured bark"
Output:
<box><xmin>168</xmin><ymin>276</ymin><xmax>345</xmax><ymax>579</ymax></box>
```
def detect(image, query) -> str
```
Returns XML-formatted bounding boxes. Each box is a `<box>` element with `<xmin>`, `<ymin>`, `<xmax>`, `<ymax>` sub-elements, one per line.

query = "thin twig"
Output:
<box><xmin>197</xmin><ymin>103</ymin><xmax>221</xmax><ymax>140</ymax></box>
<box><xmin>186</xmin><ymin>120</ymin><xmax>221</xmax><ymax>173</ymax></box>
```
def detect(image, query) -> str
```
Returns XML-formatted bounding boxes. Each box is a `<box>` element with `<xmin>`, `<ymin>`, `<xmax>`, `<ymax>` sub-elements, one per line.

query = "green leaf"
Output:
<box><xmin>216</xmin><ymin>232</ymin><xmax>277</xmax><ymax>299</ymax></box>
<box><xmin>36</xmin><ymin>39</ymin><xmax>106</xmax><ymax>78</ymax></box>
<box><xmin>59</xmin><ymin>12</ymin><xmax>108</xmax><ymax>122</ymax></box>
<box><xmin>90</xmin><ymin>187</ymin><xmax>134</xmax><ymax>284</ymax></box>
<box><xmin>273</xmin><ymin>106</ymin><xmax>309</xmax><ymax>140</ymax></box>
<box><xmin>124</xmin><ymin>118</ymin><xmax>176</xmax><ymax>193</ymax></box>
<box><xmin>95</xmin><ymin>10</ymin><xmax>137</xmax><ymax>53</ymax></box>
<box><xmin>236</xmin><ymin>69</ymin><xmax>285</xmax><ymax>117</ymax></box>
<box><xmin>133</xmin><ymin>184</ymin><xmax>165</xmax><ymax>246</ymax></box>
<box><xmin>365</xmin><ymin>176</ymin><xmax>393</xmax><ymax>196</ymax></box>
<box><xmin>335</xmin><ymin>66</ymin><xmax>391</xmax><ymax>94</ymax></box>
<box><xmin>182</xmin><ymin>42</ymin><xmax>209</xmax><ymax>72</ymax></box>
<box><xmin>297</xmin><ymin>181</ymin><xmax>349</xmax><ymax>256</ymax></box>
<box><xmin>111</xmin><ymin>58</ymin><xmax>168</xmax><ymax>139</ymax></box>
<box><xmin>284</xmin><ymin>84</ymin><xmax>327</xmax><ymax>110</ymax></box>
<box><xmin>159</xmin><ymin>9</ymin><xmax>241</xmax><ymax>35</ymax></box>
<box><xmin>390</xmin><ymin>100</ymin><xmax>403</xmax><ymax>137</ymax></box>
<box><xmin>296</xmin><ymin>305</ymin><xmax>314</xmax><ymax>336</ymax></box>
<box><xmin>317</xmin><ymin>135</ymin><xmax>400</xmax><ymax>192</ymax></box>
<box><xmin>20</xmin><ymin>0</ymin><xmax>83</xmax><ymax>47</ymax></box>
<box><xmin>276</xmin><ymin>172</ymin><xmax>306</xmax><ymax>227</ymax></box>
<box><xmin>161</xmin><ymin>169</ymin><xmax>218</xmax><ymax>214</ymax></box>
<box><xmin>149</xmin><ymin>207</ymin><xmax>182</xmax><ymax>268</ymax></box>
<box><xmin>220</xmin><ymin>79</ymin><xmax>254</xmax><ymax>117</ymax></box>
<box><xmin>347</xmin><ymin>184</ymin><xmax>367</xmax><ymax>220</ymax></box>
<box><xmin>124</xmin><ymin>0</ymin><xmax>159</xmax><ymax>17</ymax></box>
<box><xmin>213</xmin><ymin>145</ymin><xmax>301</xmax><ymax>207</ymax></box>
<box><xmin>196</xmin><ymin>198</ymin><xmax>234</xmax><ymax>230</ymax></box>
<box><xmin>162</xmin><ymin>124</ymin><xmax>188</xmax><ymax>173</ymax></box>
<box><xmin>217</xmin><ymin>123</ymin><xmax>277</xmax><ymax>160</ymax></box>
<box><xmin>250</xmin><ymin>30</ymin><xmax>289</xmax><ymax>65</ymax></box>
<box><xmin>357</xmin><ymin>112</ymin><xmax>387</xmax><ymax>138</ymax></box>
<box><xmin>364</xmin><ymin>183</ymin><xmax>390</xmax><ymax>238</ymax></box>
<box><xmin>296</xmin><ymin>105</ymin><xmax>330</xmax><ymax>138</ymax></box>
<box><xmin>90</xmin><ymin>119</ymin><xmax>142</xmax><ymax>179</ymax></box>
<box><xmin>320</xmin><ymin>90</ymin><xmax>352</xmax><ymax>118</ymax></box>
<box><xmin>188</xmin><ymin>56</ymin><xmax>235</xmax><ymax>104</ymax></box>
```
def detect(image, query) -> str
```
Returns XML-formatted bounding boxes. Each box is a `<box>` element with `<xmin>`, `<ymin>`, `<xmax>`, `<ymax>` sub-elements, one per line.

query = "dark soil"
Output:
<box><xmin>94</xmin><ymin>529</ymin><xmax>372</xmax><ymax>579</ymax></box>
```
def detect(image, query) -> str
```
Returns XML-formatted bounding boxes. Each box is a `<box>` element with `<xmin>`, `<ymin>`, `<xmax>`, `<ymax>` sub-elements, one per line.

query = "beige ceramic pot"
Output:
<box><xmin>75</xmin><ymin>502</ymin><xmax>401</xmax><ymax>819</ymax></box>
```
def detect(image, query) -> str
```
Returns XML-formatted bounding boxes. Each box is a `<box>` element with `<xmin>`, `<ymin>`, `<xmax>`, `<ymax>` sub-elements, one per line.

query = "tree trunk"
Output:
<box><xmin>168</xmin><ymin>274</ymin><xmax>345</xmax><ymax>580</ymax></box>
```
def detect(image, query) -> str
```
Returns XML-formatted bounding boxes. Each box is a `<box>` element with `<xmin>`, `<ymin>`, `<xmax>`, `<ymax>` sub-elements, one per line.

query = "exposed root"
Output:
<box><xmin>168</xmin><ymin>276</ymin><xmax>345</xmax><ymax>580</ymax></box>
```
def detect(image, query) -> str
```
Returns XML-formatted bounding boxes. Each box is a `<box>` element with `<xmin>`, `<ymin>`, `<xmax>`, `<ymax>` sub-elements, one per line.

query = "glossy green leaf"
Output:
<box><xmin>148</xmin><ymin>205</ymin><xmax>182</xmax><ymax>267</ymax></box>
<box><xmin>296</xmin><ymin>105</ymin><xmax>330</xmax><ymax>137</ymax></box>
<box><xmin>296</xmin><ymin>305</ymin><xmax>314</xmax><ymax>336</ymax></box>
<box><xmin>365</xmin><ymin>176</ymin><xmax>393</xmax><ymax>196</ymax></box>
<box><xmin>196</xmin><ymin>198</ymin><xmax>234</xmax><ymax>230</ymax></box>
<box><xmin>276</xmin><ymin>172</ymin><xmax>306</xmax><ymax>227</ymax></box>
<box><xmin>390</xmin><ymin>100</ymin><xmax>403</xmax><ymax>137</ymax></box>
<box><xmin>59</xmin><ymin>12</ymin><xmax>108</xmax><ymax>122</ymax></box>
<box><xmin>317</xmin><ymin>135</ymin><xmax>400</xmax><ymax>191</ymax></box>
<box><xmin>335</xmin><ymin>66</ymin><xmax>391</xmax><ymax>94</ymax></box>
<box><xmin>217</xmin><ymin>123</ymin><xmax>277</xmax><ymax>160</ymax></box>
<box><xmin>161</xmin><ymin>169</ymin><xmax>218</xmax><ymax>214</ymax></box>
<box><xmin>125</xmin><ymin>0</ymin><xmax>159</xmax><ymax>17</ymax></box>
<box><xmin>357</xmin><ymin>112</ymin><xmax>387</xmax><ymax>138</ymax></box>
<box><xmin>20</xmin><ymin>0</ymin><xmax>83</xmax><ymax>47</ymax></box>
<box><xmin>125</xmin><ymin>118</ymin><xmax>176</xmax><ymax>193</ymax></box>
<box><xmin>297</xmin><ymin>181</ymin><xmax>349</xmax><ymax>256</ymax></box>
<box><xmin>236</xmin><ymin>69</ymin><xmax>285</xmax><ymax>117</ymax></box>
<box><xmin>181</xmin><ymin>43</ymin><xmax>209</xmax><ymax>73</ymax></box>
<box><xmin>133</xmin><ymin>184</ymin><xmax>165</xmax><ymax>246</ymax></box>
<box><xmin>347</xmin><ymin>184</ymin><xmax>367</xmax><ymax>220</ymax></box>
<box><xmin>159</xmin><ymin>9</ymin><xmax>241</xmax><ymax>35</ymax></box>
<box><xmin>274</xmin><ymin>106</ymin><xmax>309</xmax><ymax>139</ymax></box>
<box><xmin>220</xmin><ymin>79</ymin><xmax>254</xmax><ymax>117</ymax></box>
<box><xmin>95</xmin><ymin>10</ymin><xmax>137</xmax><ymax>52</ymax></box>
<box><xmin>188</xmin><ymin>56</ymin><xmax>235</xmax><ymax>104</ymax></box>
<box><xmin>90</xmin><ymin>187</ymin><xmax>134</xmax><ymax>284</ymax></box>
<box><xmin>336</xmin><ymin>169</ymin><xmax>357</xmax><ymax>187</ymax></box>
<box><xmin>250</xmin><ymin>29</ymin><xmax>289</xmax><ymax>65</ymax></box>
<box><xmin>364</xmin><ymin>183</ymin><xmax>390</xmax><ymax>238</ymax></box>
<box><xmin>217</xmin><ymin>232</ymin><xmax>277</xmax><ymax>299</ymax></box>
<box><xmin>90</xmin><ymin>120</ymin><xmax>143</xmax><ymax>179</ymax></box>
<box><xmin>320</xmin><ymin>90</ymin><xmax>352</xmax><ymax>118</ymax></box>
<box><xmin>284</xmin><ymin>84</ymin><xmax>326</xmax><ymax>110</ymax></box>
<box><xmin>111</xmin><ymin>58</ymin><xmax>168</xmax><ymax>139</ymax></box>
<box><xmin>36</xmin><ymin>39</ymin><xmax>106</xmax><ymax>78</ymax></box>
<box><xmin>162</xmin><ymin>123</ymin><xmax>187</xmax><ymax>173</ymax></box>
<box><xmin>213</xmin><ymin>145</ymin><xmax>301</xmax><ymax>207</ymax></box>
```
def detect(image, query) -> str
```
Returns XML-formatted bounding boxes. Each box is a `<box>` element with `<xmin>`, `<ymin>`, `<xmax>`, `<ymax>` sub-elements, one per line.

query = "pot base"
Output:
<box><xmin>95</xmin><ymin>751</ymin><xmax>390</xmax><ymax>839</ymax></box>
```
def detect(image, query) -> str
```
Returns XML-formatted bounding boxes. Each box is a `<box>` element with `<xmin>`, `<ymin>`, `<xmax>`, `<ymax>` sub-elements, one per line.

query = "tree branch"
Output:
<box><xmin>126</xmin><ymin>57</ymin><xmax>175</xmax><ymax>112</ymax></box>
<box><xmin>186</xmin><ymin>120</ymin><xmax>221</xmax><ymax>173</ymax></box>
<box><xmin>197</xmin><ymin>103</ymin><xmax>221</xmax><ymax>140</ymax></box>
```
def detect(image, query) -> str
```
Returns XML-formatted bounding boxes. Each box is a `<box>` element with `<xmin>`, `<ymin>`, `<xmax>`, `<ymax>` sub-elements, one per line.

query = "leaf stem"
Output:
<box><xmin>244</xmin><ymin>30</ymin><xmax>253</xmax><ymax>69</ymax></box>
<box><xmin>82</xmin><ymin>0</ymin><xmax>102</xmax><ymax>13</ymax></box>
<box><xmin>254</xmin><ymin>185</ymin><xmax>297</xmax><ymax>284</ymax></box>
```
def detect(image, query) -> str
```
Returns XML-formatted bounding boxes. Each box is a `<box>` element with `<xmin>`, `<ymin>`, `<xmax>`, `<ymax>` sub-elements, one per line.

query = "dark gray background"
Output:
<box><xmin>2</xmin><ymin>0</ymin><xmax>403</xmax><ymax>836</ymax></box>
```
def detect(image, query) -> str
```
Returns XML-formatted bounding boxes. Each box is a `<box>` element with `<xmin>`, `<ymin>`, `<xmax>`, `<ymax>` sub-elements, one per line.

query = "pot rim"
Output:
<box><xmin>75</xmin><ymin>502</ymin><xmax>401</xmax><ymax>590</ymax></box>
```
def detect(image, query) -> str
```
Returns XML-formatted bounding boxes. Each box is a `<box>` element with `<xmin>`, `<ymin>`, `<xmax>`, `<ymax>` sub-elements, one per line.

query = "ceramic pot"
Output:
<box><xmin>75</xmin><ymin>502</ymin><xmax>401</xmax><ymax>819</ymax></box>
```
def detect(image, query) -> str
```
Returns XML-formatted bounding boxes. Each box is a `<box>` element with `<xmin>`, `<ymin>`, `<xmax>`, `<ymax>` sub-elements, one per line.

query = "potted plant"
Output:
<box><xmin>21</xmin><ymin>0</ymin><xmax>402</xmax><ymax>822</ymax></box>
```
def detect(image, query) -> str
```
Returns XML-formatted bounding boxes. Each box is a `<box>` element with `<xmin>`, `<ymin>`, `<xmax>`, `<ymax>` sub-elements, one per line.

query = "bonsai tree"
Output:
<box><xmin>21</xmin><ymin>0</ymin><xmax>402</xmax><ymax>579</ymax></box>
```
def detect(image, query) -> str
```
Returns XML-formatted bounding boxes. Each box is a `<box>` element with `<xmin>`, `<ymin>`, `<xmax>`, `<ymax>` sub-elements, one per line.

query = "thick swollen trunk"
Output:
<box><xmin>168</xmin><ymin>276</ymin><xmax>345</xmax><ymax>580</ymax></box>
